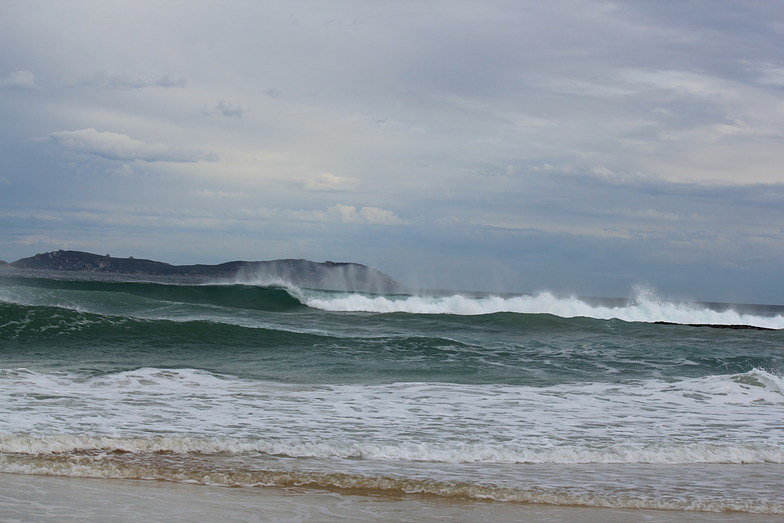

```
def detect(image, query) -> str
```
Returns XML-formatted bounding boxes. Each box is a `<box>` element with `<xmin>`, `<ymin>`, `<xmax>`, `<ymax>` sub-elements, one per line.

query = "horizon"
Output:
<box><xmin>2</xmin><ymin>2</ymin><xmax>783</xmax><ymax>305</ymax></box>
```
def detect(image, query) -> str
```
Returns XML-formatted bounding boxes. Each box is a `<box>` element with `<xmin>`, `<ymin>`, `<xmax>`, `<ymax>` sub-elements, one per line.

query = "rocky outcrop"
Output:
<box><xmin>9</xmin><ymin>250</ymin><xmax>406</xmax><ymax>293</ymax></box>
<box><xmin>653</xmin><ymin>321</ymin><xmax>772</xmax><ymax>331</ymax></box>
<box><xmin>12</xmin><ymin>250</ymin><xmax>183</xmax><ymax>274</ymax></box>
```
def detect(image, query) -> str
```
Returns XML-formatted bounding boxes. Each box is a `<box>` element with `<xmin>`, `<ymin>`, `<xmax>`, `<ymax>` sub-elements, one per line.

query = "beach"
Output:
<box><xmin>1</xmin><ymin>473</ymin><xmax>778</xmax><ymax>523</ymax></box>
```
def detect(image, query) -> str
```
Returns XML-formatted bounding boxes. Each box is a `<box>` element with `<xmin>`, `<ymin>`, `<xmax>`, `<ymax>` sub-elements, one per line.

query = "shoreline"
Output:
<box><xmin>0</xmin><ymin>473</ymin><xmax>776</xmax><ymax>522</ymax></box>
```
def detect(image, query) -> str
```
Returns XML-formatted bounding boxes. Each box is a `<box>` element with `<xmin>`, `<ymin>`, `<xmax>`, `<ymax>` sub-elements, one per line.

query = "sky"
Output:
<box><xmin>1</xmin><ymin>1</ymin><xmax>784</xmax><ymax>303</ymax></box>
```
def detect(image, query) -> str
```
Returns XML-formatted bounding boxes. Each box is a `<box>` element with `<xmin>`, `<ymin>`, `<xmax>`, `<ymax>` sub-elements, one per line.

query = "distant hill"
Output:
<box><xmin>8</xmin><ymin>250</ymin><xmax>407</xmax><ymax>293</ymax></box>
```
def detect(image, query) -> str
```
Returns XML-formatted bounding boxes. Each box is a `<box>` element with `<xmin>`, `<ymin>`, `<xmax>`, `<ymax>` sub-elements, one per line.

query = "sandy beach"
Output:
<box><xmin>0</xmin><ymin>473</ymin><xmax>778</xmax><ymax>523</ymax></box>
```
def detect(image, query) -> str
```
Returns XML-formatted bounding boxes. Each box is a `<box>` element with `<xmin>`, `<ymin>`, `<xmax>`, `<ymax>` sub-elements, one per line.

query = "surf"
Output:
<box><xmin>2</xmin><ymin>366</ymin><xmax>782</xmax><ymax>461</ymax></box>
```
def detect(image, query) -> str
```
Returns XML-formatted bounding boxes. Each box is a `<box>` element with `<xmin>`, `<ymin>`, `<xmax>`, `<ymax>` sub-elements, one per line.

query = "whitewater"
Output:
<box><xmin>300</xmin><ymin>286</ymin><xmax>784</xmax><ymax>329</ymax></box>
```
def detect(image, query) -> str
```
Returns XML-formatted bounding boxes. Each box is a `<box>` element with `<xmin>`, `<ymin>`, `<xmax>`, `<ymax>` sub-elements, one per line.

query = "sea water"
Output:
<box><xmin>1</xmin><ymin>270</ymin><xmax>782</xmax><ymax>515</ymax></box>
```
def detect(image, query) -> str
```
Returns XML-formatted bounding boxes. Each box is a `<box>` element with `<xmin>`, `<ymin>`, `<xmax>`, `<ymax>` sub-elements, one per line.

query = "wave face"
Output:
<box><xmin>1</xmin><ymin>271</ymin><xmax>784</xmax><ymax>513</ymax></box>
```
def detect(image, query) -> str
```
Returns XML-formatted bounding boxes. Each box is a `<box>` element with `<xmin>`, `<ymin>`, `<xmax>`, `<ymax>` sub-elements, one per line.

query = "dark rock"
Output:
<box><xmin>653</xmin><ymin>321</ymin><xmax>772</xmax><ymax>331</ymax></box>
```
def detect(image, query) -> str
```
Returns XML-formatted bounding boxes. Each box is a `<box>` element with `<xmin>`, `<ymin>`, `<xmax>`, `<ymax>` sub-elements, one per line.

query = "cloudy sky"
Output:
<box><xmin>1</xmin><ymin>1</ymin><xmax>783</xmax><ymax>303</ymax></box>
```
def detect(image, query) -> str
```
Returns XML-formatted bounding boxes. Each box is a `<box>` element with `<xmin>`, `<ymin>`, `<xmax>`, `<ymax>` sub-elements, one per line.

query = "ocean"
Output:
<box><xmin>1</xmin><ymin>269</ymin><xmax>783</xmax><ymax>519</ymax></box>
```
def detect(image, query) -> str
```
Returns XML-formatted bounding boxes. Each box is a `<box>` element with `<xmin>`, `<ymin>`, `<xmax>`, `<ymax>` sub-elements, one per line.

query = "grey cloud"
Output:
<box><xmin>214</xmin><ymin>100</ymin><xmax>248</xmax><ymax>118</ymax></box>
<box><xmin>82</xmin><ymin>72</ymin><xmax>186</xmax><ymax>90</ymax></box>
<box><xmin>753</xmin><ymin>64</ymin><xmax>784</xmax><ymax>87</ymax></box>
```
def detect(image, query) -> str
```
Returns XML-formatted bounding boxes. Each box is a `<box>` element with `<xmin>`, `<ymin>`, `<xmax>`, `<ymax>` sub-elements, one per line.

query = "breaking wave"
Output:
<box><xmin>2</xmin><ymin>274</ymin><xmax>782</xmax><ymax>328</ymax></box>
<box><xmin>303</xmin><ymin>286</ymin><xmax>784</xmax><ymax>329</ymax></box>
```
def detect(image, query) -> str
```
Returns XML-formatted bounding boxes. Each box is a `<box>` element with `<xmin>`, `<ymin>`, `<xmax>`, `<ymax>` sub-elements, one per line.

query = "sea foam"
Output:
<box><xmin>2</xmin><ymin>367</ymin><xmax>782</xmax><ymax>465</ymax></box>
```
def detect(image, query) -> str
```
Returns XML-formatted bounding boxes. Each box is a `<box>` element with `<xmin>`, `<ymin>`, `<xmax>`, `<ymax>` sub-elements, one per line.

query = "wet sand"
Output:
<box><xmin>0</xmin><ymin>473</ymin><xmax>777</xmax><ymax>522</ymax></box>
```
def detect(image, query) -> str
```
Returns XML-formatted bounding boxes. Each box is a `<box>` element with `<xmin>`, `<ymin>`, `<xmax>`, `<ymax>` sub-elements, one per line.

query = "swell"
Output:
<box><xmin>0</xmin><ymin>275</ymin><xmax>306</xmax><ymax>312</ymax></box>
<box><xmin>0</xmin><ymin>301</ymin><xmax>322</xmax><ymax>343</ymax></box>
<box><xmin>0</xmin><ymin>303</ymin><xmax>507</xmax><ymax>383</ymax></box>
<box><xmin>1</xmin><ymin>301</ymin><xmax>780</xmax><ymax>384</ymax></box>
<box><xmin>0</xmin><ymin>302</ymin><xmax>346</xmax><ymax>379</ymax></box>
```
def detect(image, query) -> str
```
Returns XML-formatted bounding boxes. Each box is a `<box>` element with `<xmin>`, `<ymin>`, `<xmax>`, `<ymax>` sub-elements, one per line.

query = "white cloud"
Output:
<box><xmin>622</xmin><ymin>69</ymin><xmax>733</xmax><ymax>99</ymax></box>
<box><xmin>50</xmin><ymin>128</ymin><xmax>215</xmax><ymax>163</ymax></box>
<box><xmin>191</xmin><ymin>189</ymin><xmax>244</xmax><ymax>198</ymax></box>
<box><xmin>304</xmin><ymin>173</ymin><xmax>358</xmax><ymax>191</ymax></box>
<box><xmin>0</xmin><ymin>70</ymin><xmax>39</xmax><ymax>89</ymax></box>
<box><xmin>604</xmin><ymin>208</ymin><xmax>683</xmax><ymax>221</ymax></box>
<box><xmin>750</xmin><ymin>64</ymin><xmax>784</xmax><ymax>87</ymax></box>
<box><xmin>243</xmin><ymin>204</ymin><xmax>409</xmax><ymax>225</ymax></box>
<box><xmin>326</xmin><ymin>204</ymin><xmax>406</xmax><ymax>224</ymax></box>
